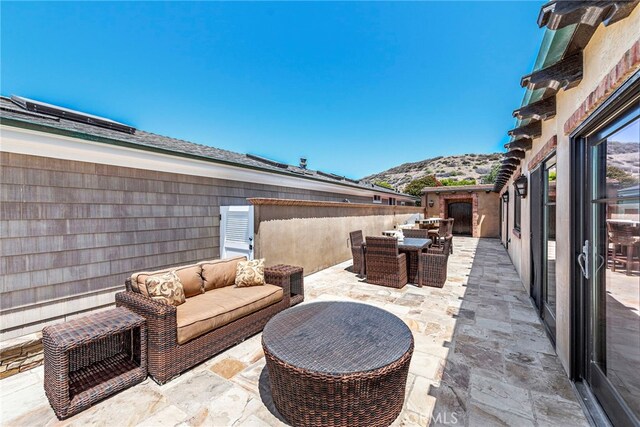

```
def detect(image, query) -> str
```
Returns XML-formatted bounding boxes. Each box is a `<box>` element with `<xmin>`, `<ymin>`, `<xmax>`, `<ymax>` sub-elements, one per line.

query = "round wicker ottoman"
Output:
<box><xmin>262</xmin><ymin>301</ymin><xmax>414</xmax><ymax>427</ymax></box>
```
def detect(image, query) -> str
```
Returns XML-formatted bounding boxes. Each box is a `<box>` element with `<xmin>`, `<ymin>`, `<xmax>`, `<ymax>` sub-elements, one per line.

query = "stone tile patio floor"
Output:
<box><xmin>0</xmin><ymin>237</ymin><xmax>588</xmax><ymax>426</ymax></box>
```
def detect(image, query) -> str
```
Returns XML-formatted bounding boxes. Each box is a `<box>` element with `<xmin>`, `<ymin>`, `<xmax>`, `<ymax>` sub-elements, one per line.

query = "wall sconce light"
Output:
<box><xmin>514</xmin><ymin>175</ymin><xmax>528</xmax><ymax>198</ymax></box>
<box><xmin>501</xmin><ymin>191</ymin><xmax>509</xmax><ymax>203</ymax></box>
<box><xmin>428</xmin><ymin>199</ymin><xmax>435</xmax><ymax>208</ymax></box>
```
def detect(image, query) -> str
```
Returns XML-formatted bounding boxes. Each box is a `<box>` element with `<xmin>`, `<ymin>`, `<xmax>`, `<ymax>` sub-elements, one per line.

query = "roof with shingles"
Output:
<box><xmin>0</xmin><ymin>96</ymin><xmax>417</xmax><ymax>199</ymax></box>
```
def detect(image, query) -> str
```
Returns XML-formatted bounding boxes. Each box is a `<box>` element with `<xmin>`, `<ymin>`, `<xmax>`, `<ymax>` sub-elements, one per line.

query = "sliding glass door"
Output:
<box><xmin>543</xmin><ymin>156</ymin><xmax>557</xmax><ymax>338</ymax></box>
<box><xmin>531</xmin><ymin>155</ymin><xmax>557</xmax><ymax>341</ymax></box>
<box><xmin>575</xmin><ymin>88</ymin><xmax>639</xmax><ymax>426</ymax></box>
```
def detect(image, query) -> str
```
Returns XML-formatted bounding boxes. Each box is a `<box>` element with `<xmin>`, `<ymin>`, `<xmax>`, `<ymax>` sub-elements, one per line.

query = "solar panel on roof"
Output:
<box><xmin>316</xmin><ymin>171</ymin><xmax>345</xmax><ymax>181</ymax></box>
<box><xmin>245</xmin><ymin>153</ymin><xmax>288</xmax><ymax>168</ymax></box>
<box><xmin>10</xmin><ymin>95</ymin><xmax>136</xmax><ymax>134</ymax></box>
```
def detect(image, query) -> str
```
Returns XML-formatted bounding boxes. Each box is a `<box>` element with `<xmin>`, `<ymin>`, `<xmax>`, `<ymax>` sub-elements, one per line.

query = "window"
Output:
<box><xmin>373</xmin><ymin>195</ymin><xmax>382</xmax><ymax>204</ymax></box>
<box><xmin>388</xmin><ymin>197</ymin><xmax>397</xmax><ymax>206</ymax></box>
<box><xmin>514</xmin><ymin>186</ymin><xmax>522</xmax><ymax>232</ymax></box>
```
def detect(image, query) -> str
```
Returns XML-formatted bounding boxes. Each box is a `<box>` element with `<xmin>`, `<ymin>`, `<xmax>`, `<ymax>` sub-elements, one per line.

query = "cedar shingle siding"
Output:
<box><xmin>0</xmin><ymin>152</ymin><xmax>371</xmax><ymax>338</ymax></box>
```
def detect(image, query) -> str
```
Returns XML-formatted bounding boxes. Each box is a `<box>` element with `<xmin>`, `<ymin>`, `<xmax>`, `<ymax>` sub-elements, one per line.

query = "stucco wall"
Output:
<box><xmin>476</xmin><ymin>191</ymin><xmax>501</xmax><ymax>238</ymax></box>
<box><xmin>253</xmin><ymin>202</ymin><xmax>424</xmax><ymax>275</ymax></box>
<box><xmin>500</xmin><ymin>8</ymin><xmax>640</xmax><ymax>374</ymax></box>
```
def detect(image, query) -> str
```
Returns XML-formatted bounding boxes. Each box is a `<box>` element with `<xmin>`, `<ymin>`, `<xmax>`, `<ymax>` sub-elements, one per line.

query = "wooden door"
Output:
<box><xmin>220</xmin><ymin>205</ymin><xmax>254</xmax><ymax>259</ymax></box>
<box><xmin>447</xmin><ymin>202</ymin><xmax>472</xmax><ymax>235</ymax></box>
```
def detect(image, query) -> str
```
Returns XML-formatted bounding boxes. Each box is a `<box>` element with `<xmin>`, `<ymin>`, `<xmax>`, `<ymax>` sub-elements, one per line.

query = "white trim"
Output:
<box><xmin>1</xmin><ymin>125</ymin><xmax>410</xmax><ymax>200</ymax></box>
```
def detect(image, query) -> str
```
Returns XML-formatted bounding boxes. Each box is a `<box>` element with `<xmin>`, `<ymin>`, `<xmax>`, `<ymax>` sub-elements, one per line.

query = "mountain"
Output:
<box><xmin>607</xmin><ymin>141</ymin><xmax>640</xmax><ymax>178</ymax></box>
<box><xmin>361</xmin><ymin>153</ymin><xmax>503</xmax><ymax>190</ymax></box>
<box><xmin>361</xmin><ymin>141</ymin><xmax>638</xmax><ymax>192</ymax></box>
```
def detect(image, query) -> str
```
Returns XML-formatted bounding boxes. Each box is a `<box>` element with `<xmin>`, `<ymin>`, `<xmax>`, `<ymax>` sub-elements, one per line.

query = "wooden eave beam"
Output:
<box><xmin>505</xmin><ymin>138</ymin><xmax>534</xmax><ymax>151</ymax></box>
<box><xmin>501</xmin><ymin>164</ymin><xmax>518</xmax><ymax>171</ymax></box>
<box><xmin>502</xmin><ymin>159</ymin><xmax>521</xmax><ymax>167</ymax></box>
<box><xmin>503</xmin><ymin>159</ymin><xmax>520</xmax><ymax>169</ymax></box>
<box><xmin>521</xmin><ymin>52</ymin><xmax>583</xmax><ymax>92</ymax></box>
<box><xmin>504</xmin><ymin>150</ymin><xmax>526</xmax><ymax>160</ymax></box>
<box><xmin>508</xmin><ymin>120</ymin><xmax>542</xmax><ymax>140</ymax></box>
<box><xmin>537</xmin><ymin>1</ymin><xmax>639</xmax><ymax>30</ymax></box>
<box><xmin>513</xmin><ymin>96</ymin><xmax>556</xmax><ymax>121</ymax></box>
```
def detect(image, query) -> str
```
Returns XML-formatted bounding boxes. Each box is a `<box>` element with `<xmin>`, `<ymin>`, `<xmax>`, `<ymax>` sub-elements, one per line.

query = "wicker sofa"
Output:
<box><xmin>115</xmin><ymin>256</ymin><xmax>292</xmax><ymax>384</ymax></box>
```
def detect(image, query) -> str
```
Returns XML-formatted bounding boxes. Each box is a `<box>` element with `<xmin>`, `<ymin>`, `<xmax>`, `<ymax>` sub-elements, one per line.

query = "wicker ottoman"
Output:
<box><xmin>43</xmin><ymin>307</ymin><xmax>147</xmax><ymax>419</ymax></box>
<box><xmin>262</xmin><ymin>301</ymin><xmax>413</xmax><ymax>427</ymax></box>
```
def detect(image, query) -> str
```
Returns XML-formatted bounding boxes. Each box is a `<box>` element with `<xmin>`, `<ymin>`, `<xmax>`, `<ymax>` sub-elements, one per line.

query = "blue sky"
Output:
<box><xmin>2</xmin><ymin>1</ymin><xmax>545</xmax><ymax>179</ymax></box>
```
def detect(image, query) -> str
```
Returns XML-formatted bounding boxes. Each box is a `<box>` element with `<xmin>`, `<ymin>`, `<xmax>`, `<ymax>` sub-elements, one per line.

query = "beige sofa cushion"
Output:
<box><xmin>132</xmin><ymin>263</ymin><xmax>204</xmax><ymax>298</ymax></box>
<box><xmin>176</xmin><ymin>284</ymin><xmax>283</xmax><ymax>345</ymax></box>
<box><xmin>199</xmin><ymin>256</ymin><xmax>246</xmax><ymax>291</ymax></box>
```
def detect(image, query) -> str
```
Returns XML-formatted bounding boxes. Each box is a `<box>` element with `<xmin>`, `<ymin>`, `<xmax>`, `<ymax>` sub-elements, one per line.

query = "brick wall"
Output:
<box><xmin>564</xmin><ymin>39</ymin><xmax>640</xmax><ymax>135</ymax></box>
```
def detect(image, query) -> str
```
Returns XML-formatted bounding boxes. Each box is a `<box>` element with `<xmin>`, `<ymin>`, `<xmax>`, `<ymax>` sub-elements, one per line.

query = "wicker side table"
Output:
<box><xmin>43</xmin><ymin>307</ymin><xmax>147</xmax><ymax>419</ymax></box>
<box><xmin>266</xmin><ymin>264</ymin><xmax>304</xmax><ymax>306</ymax></box>
<box><xmin>262</xmin><ymin>301</ymin><xmax>413</xmax><ymax>427</ymax></box>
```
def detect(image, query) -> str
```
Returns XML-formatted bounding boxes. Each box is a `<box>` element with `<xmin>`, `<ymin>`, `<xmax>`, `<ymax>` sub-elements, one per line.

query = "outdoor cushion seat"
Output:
<box><xmin>176</xmin><ymin>284</ymin><xmax>284</xmax><ymax>344</ymax></box>
<box><xmin>131</xmin><ymin>263</ymin><xmax>204</xmax><ymax>298</ymax></box>
<box><xmin>200</xmin><ymin>256</ymin><xmax>246</xmax><ymax>290</ymax></box>
<box><xmin>119</xmin><ymin>258</ymin><xmax>295</xmax><ymax>384</ymax></box>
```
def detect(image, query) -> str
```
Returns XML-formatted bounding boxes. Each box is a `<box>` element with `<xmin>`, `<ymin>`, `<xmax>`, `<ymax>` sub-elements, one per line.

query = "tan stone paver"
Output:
<box><xmin>0</xmin><ymin>237</ymin><xmax>588</xmax><ymax>426</ymax></box>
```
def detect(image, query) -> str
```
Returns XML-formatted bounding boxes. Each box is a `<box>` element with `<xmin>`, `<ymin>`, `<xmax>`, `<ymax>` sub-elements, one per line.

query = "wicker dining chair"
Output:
<box><xmin>402</xmin><ymin>228</ymin><xmax>430</xmax><ymax>239</ymax></box>
<box><xmin>446</xmin><ymin>219</ymin><xmax>455</xmax><ymax>254</ymax></box>
<box><xmin>427</xmin><ymin>220</ymin><xmax>448</xmax><ymax>241</ymax></box>
<box><xmin>607</xmin><ymin>221</ymin><xmax>640</xmax><ymax>275</ymax></box>
<box><xmin>428</xmin><ymin>219</ymin><xmax>454</xmax><ymax>250</ymax></box>
<box><xmin>418</xmin><ymin>235</ymin><xmax>452</xmax><ymax>288</ymax></box>
<box><xmin>349</xmin><ymin>230</ymin><xmax>366</xmax><ymax>276</ymax></box>
<box><xmin>364</xmin><ymin>236</ymin><xmax>408</xmax><ymax>288</ymax></box>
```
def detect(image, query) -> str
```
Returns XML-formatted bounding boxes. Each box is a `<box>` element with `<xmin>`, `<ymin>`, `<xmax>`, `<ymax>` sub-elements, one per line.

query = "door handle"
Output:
<box><xmin>578</xmin><ymin>240</ymin><xmax>590</xmax><ymax>280</ymax></box>
<box><xmin>578</xmin><ymin>253</ymin><xmax>589</xmax><ymax>280</ymax></box>
<box><xmin>595</xmin><ymin>254</ymin><xmax>605</xmax><ymax>273</ymax></box>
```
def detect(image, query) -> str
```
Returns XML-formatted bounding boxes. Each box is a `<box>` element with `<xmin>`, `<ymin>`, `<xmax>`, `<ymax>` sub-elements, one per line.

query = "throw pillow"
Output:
<box><xmin>235</xmin><ymin>259</ymin><xmax>266</xmax><ymax>287</ymax></box>
<box><xmin>145</xmin><ymin>271</ymin><xmax>186</xmax><ymax>306</ymax></box>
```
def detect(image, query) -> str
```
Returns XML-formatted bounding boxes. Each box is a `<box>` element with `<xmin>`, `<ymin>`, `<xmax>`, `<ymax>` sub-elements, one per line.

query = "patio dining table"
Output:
<box><xmin>416</xmin><ymin>218</ymin><xmax>441</xmax><ymax>229</ymax></box>
<box><xmin>362</xmin><ymin>237</ymin><xmax>431</xmax><ymax>285</ymax></box>
<box><xmin>398</xmin><ymin>238</ymin><xmax>432</xmax><ymax>285</ymax></box>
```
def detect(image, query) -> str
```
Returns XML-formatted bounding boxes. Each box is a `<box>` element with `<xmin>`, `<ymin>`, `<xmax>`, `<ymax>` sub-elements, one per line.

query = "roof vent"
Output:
<box><xmin>10</xmin><ymin>95</ymin><xmax>136</xmax><ymax>134</ymax></box>
<box><xmin>299</xmin><ymin>157</ymin><xmax>307</xmax><ymax>169</ymax></box>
